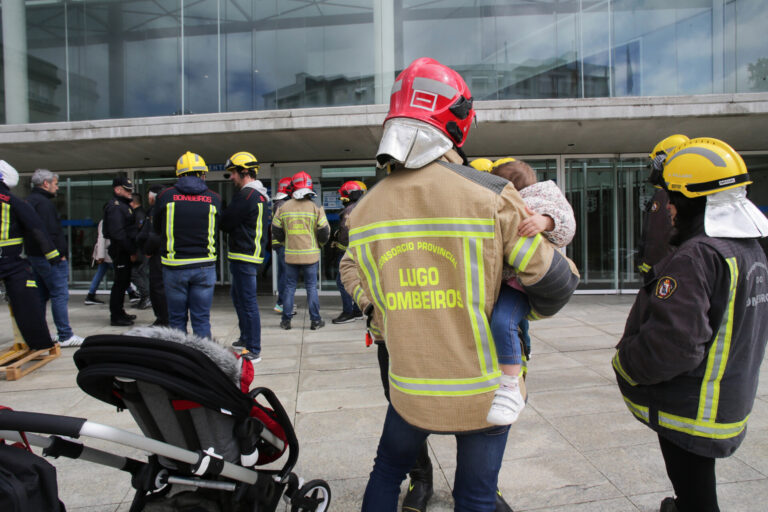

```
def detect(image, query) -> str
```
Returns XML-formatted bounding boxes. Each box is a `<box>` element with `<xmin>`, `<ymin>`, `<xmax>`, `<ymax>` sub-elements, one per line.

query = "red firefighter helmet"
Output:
<box><xmin>339</xmin><ymin>180</ymin><xmax>367</xmax><ymax>203</ymax></box>
<box><xmin>277</xmin><ymin>177</ymin><xmax>293</xmax><ymax>195</ymax></box>
<box><xmin>292</xmin><ymin>171</ymin><xmax>313</xmax><ymax>191</ymax></box>
<box><xmin>384</xmin><ymin>57</ymin><xmax>475</xmax><ymax>147</ymax></box>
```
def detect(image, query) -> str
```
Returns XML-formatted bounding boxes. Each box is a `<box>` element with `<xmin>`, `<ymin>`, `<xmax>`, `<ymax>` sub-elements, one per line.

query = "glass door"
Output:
<box><xmin>564</xmin><ymin>157</ymin><xmax>618</xmax><ymax>290</ymax></box>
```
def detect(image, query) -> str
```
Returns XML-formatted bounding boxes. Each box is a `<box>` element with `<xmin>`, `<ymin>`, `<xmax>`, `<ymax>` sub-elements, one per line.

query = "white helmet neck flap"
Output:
<box><xmin>376</xmin><ymin>118</ymin><xmax>453</xmax><ymax>170</ymax></box>
<box><xmin>705</xmin><ymin>187</ymin><xmax>768</xmax><ymax>238</ymax></box>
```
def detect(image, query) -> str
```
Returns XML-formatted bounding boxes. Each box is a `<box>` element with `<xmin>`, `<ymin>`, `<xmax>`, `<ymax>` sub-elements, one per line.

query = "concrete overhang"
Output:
<box><xmin>0</xmin><ymin>92</ymin><xmax>766</xmax><ymax>173</ymax></box>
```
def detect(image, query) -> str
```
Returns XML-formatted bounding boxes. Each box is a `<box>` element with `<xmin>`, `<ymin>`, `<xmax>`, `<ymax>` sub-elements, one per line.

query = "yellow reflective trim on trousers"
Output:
<box><xmin>508</xmin><ymin>234</ymin><xmax>543</xmax><ymax>271</ymax></box>
<box><xmin>0</xmin><ymin>237</ymin><xmax>22</xmax><ymax>247</ymax></box>
<box><xmin>207</xmin><ymin>205</ymin><xmax>217</xmax><ymax>258</ymax></box>
<box><xmin>161</xmin><ymin>256</ymin><xmax>216</xmax><ymax>266</ymax></box>
<box><xmin>1</xmin><ymin>203</ymin><xmax>10</xmax><ymax>240</ymax></box>
<box><xmin>622</xmin><ymin>396</ymin><xmax>649</xmax><ymax>422</ymax></box>
<box><xmin>658</xmin><ymin>410</ymin><xmax>748</xmax><ymax>439</ymax></box>
<box><xmin>26</xmin><ymin>280</ymin><xmax>37</xmax><ymax>288</ymax></box>
<box><xmin>166</xmin><ymin>203</ymin><xmax>176</xmax><ymax>259</ymax></box>
<box><xmin>45</xmin><ymin>249</ymin><xmax>60</xmax><ymax>260</ymax></box>
<box><xmin>697</xmin><ymin>257</ymin><xmax>738</xmax><ymax>423</ymax></box>
<box><xmin>612</xmin><ymin>351</ymin><xmax>638</xmax><ymax>386</ymax></box>
<box><xmin>349</xmin><ymin>218</ymin><xmax>495</xmax><ymax>248</ymax></box>
<box><xmin>352</xmin><ymin>285</ymin><xmax>364</xmax><ymax>306</ymax></box>
<box><xmin>389</xmin><ymin>370</ymin><xmax>501</xmax><ymax>397</ymax></box>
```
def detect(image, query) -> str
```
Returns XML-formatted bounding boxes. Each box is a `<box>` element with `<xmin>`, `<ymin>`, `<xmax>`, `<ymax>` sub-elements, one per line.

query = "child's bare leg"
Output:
<box><xmin>500</xmin><ymin>363</ymin><xmax>522</xmax><ymax>377</ymax></box>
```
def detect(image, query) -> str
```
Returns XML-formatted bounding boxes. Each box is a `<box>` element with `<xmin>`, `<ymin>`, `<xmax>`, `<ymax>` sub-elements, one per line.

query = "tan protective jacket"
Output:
<box><xmin>340</xmin><ymin>150</ymin><xmax>579</xmax><ymax>432</ymax></box>
<box><xmin>273</xmin><ymin>198</ymin><xmax>329</xmax><ymax>265</ymax></box>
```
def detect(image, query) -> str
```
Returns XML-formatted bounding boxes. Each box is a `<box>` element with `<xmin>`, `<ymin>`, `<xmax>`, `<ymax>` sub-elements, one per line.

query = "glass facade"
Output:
<box><xmin>2</xmin><ymin>0</ymin><xmax>766</xmax><ymax>124</ymax></box>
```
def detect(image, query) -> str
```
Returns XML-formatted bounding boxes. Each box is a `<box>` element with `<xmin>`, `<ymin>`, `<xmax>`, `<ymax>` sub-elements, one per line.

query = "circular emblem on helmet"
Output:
<box><xmin>650</xmin><ymin>201</ymin><xmax>659</xmax><ymax>213</ymax></box>
<box><xmin>655</xmin><ymin>276</ymin><xmax>677</xmax><ymax>300</ymax></box>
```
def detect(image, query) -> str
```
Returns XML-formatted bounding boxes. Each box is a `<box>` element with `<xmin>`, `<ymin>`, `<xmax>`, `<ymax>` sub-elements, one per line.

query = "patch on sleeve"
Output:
<box><xmin>650</xmin><ymin>201</ymin><xmax>659</xmax><ymax>213</ymax></box>
<box><xmin>655</xmin><ymin>276</ymin><xmax>677</xmax><ymax>300</ymax></box>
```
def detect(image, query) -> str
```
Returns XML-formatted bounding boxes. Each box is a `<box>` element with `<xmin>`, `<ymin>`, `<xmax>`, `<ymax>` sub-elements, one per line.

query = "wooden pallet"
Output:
<box><xmin>0</xmin><ymin>343</ymin><xmax>61</xmax><ymax>381</ymax></box>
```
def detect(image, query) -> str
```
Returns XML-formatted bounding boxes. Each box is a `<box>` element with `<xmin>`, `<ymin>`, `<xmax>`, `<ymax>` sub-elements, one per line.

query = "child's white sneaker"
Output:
<box><xmin>487</xmin><ymin>375</ymin><xmax>525</xmax><ymax>425</ymax></box>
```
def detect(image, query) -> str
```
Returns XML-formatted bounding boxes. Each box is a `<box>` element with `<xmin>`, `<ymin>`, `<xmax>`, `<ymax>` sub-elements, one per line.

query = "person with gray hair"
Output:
<box><xmin>25</xmin><ymin>168</ymin><xmax>84</xmax><ymax>347</ymax></box>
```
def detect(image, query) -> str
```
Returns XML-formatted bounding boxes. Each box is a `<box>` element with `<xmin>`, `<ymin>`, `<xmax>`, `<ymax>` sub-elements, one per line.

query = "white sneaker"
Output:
<box><xmin>486</xmin><ymin>375</ymin><xmax>525</xmax><ymax>425</ymax></box>
<box><xmin>59</xmin><ymin>335</ymin><xmax>84</xmax><ymax>347</ymax></box>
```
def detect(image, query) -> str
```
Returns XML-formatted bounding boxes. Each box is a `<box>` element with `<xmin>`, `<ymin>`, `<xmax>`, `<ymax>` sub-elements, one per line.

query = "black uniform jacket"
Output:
<box><xmin>137</xmin><ymin>204</ymin><xmax>162</xmax><ymax>256</ymax></box>
<box><xmin>0</xmin><ymin>182</ymin><xmax>59</xmax><ymax>271</ymax></box>
<box><xmin>614</xmin><ymin>235</ymin><xmax>768</xmax><ymax>457</ymax></box>
<box><xmin>636</xmin><ymin>188</ymin><xmax>674</xmax><ymax>276</ymax></box>
<box><xmin>103</xmin><ymin>194</ymin><xmax>137</xmax><ymax>256</ymax></box>
<box><xmin>220</xmin><ymin>185</ymin><xmax>270</xmax><ymax>264</ymax></box>
<box><xmin>333</xmin><ymin>200</ymin><xmax>359</xmax><ymax>251</ymax></box>
<box><xmin>24</xmin><ymin>187</ymin><xmax>68</xmax><ymax>258</ymax></box>
<box><xmin>154</xmin><ymin>176</ymin><xmax>221</xmax><ymax>268</ymax></box>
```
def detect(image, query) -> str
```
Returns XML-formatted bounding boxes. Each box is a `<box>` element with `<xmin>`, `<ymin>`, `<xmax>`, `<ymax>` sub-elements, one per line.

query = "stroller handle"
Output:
<box><xmin>0</xmin><ymin>410</ymin><xmax>259</xmax><ymax>485</ymax></box>
<box><xmin>0</xmin><ymin>409</ymin><xmax>86</xmax><ymax>438</ymax></box>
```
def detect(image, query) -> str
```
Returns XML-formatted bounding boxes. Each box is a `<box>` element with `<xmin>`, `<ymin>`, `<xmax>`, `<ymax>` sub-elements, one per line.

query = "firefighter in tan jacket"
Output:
<box><xmin>341</xmin><ymin>58</ymin><xmax>579</xmax><ymax>512</ymax></box>
<box><xmin>272</xmin><ymin>171</ymin><xmax>330</xmax><ymax>331</ymax></box>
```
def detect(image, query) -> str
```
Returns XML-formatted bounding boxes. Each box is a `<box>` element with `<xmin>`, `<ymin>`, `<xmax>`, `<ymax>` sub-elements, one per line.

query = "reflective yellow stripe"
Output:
<box><xmin>464</xmin><ymin>238</ymin><xmax>497</xmax><ymax>376</ymax></box>
<box><xmin>165</xmin><ymin>203</ymin><xmax>176</xmax><ymax>260</ymax></box>
<box><xmin>697</xmin><ymin>257</ymin><xmax>738</xmax><ymax>423</ymax></box>
<box><xmin>1</xmin><ymin>203</ymin><xmax>10</xmax><ymax>240</ymax></box>
<box><xmin>658</xmin><ymin>410</ymin><xmax>748</xmax><ymax>439</ymax></box>
<box><xmin>508</xmin><ymin>234</ymin><xmax>543</xmax><ymax>271</ymax></box>
<box><xmin>0</xmin><ymin>237</ymin><xmax>23</xmax><ymax>247</ymax></box>
<box><xmin>161</xmin><ymin>256</ymin><xmax>216</xmax><ymax>266</ymax></box>
<box><xmin>26</xmin><ymin>280</ymin><xmax>37</xmax><ymax>288</ymax></box>
<box><xmin>355</xmin><ymin>245</ymin><xmax>388</xmax><ymax>330</ymax></box>
<box><xmin>349</xmin><ymin>218</ymin><xmax>495</xmax><ymax>248</ymax></box>
<box><xmin>389</xmin><ymin>370</ymin><xmax>501</xmax><ymax>397</ymax></box>
<box><xmin>207</xmin><ymin>205</ymin><xmax>217</xmax><ymax>258</ymax></box>
<box><xmin>45</xmin><ymin>249</ymin><xmax>60</xmax><ymax>260</ymax></box>
<box><xmin>638</xmin><ymin>262</ymin><xmax>652</xmax><ymax>273</ymax></box>
<box><xmin>253</xmin><ymin>203</ymin><xmax>263</xmax><ymax>261</ymax></box>
<box><xmin>623</xmin><ymin>396</ymin><xmax>649</xmax><ymax>422</ymax></box>
<box><xmin>317</xmin><ymin>215</ymin><xmax>328</xmax><ymax>228</ymax></box>
<box><xmin>285</xmin><ymin>248</ymin><xmax>321</xmax><ymax>255</ymax></box>
<box><xmin>612</xmin><ymin>351</ymin><xmax>637</xmax><ymax>386</ymax></box>
<box><xmin>352</xmin><ymin>285</ymin><xmax>365</xmax><ymax>306</ymax></box>
<box><xmin>228</xmin><ymin>252</ymin><xmax>264</xmax><ymax>263</ymax></box>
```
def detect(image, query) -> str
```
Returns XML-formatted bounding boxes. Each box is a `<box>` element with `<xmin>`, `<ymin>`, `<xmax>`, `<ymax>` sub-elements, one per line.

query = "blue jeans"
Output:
<box><xmin>275</xmin><ymin>246</ymin><xmax>287</xmax><ymax>306</ymax></box>
<box><xmin>88</xmin><ymin>261</ymin><xmax>112</xmax><ymax>294</ymax></box>
<box><xmin>28</xmin><ymin>256</ymin><xmax>73</xmax><ymax>341</ymax></box>
<box><xmin>336</xmin><ymin>252</ymin><xmax>361</xmax><ymax>315</ymax></box>
<box><xmin>163</xmin><ymin>265</ymin><xmax>216</xmax><ymax>339</ymax></box>
<box><xmin>283</xmin><ymin>262</ymin><xmax>320</xmax><ymax>323</ymax></box>
<box><xmin>362</xmin><ymin>405</ymin><xmax>509</xmax><ymax>511</ymax></box>
<box><xmin>490</xmin><ymin>284</ymin><xmax>531</xmax><ymax>365</ymax></box>
<box><xmin>229</xmin><ymin>260</ymin><xmax>261</xmax><ymax>354</ymax></box>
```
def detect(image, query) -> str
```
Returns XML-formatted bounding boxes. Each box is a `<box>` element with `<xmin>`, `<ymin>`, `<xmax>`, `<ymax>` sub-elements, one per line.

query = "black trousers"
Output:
<box><xmin>148</xmin><ymin>255</ymin><xmax>168</xmax><ymax>325</ymax></box>
<box><xmin>658</xmin><ymin>434</ymin><xmax>719</xmax><ymax>512</ymax></box>
<box><xmin>109</xmin><ymin>249</ymin><xmax>132</xmax><ymax>319</ymax></box>
<box><xmin>377</xmin><ymin>342</ymin><xmax>433</xmax><ymax>484</ymax></box>
<box><xmin>1</xmin><ymin>260</ymin><xmax>53</xmax><ymax>349</ymax></box>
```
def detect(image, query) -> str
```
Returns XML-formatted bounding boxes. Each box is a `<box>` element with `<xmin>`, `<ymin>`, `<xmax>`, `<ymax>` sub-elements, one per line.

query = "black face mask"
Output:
<box><xmin>668</xmin><ymin>192</ymin><xmax>707</xmax><ymax>246</ymax></box>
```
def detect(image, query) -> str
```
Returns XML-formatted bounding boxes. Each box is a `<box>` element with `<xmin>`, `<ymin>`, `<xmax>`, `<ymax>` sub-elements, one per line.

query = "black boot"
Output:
<box><xmin>660</xmin><ymin>497</ymin><xmax>679</xmax><ymax>512</ymax></box>
<box><xmin>402</xmin><ymin>442</ymin><xmax>433</xmax><ymax>512</ymax></box>
<box><xmin>401</xmin><ymin>479</ymin><xmax>433</xmax><ymax>512</ymax></box>
<box><xmin>495</xmin><ymin>488</ymin><xmax>514</xmax><ymax>512</ymax></box>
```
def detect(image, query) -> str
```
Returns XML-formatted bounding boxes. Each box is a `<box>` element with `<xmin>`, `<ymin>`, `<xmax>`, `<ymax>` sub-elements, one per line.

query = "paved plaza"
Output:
<box><xmin>1</xmin><ymin>292</ymin><xmax>768</xmax><ymax>511</ymax></box>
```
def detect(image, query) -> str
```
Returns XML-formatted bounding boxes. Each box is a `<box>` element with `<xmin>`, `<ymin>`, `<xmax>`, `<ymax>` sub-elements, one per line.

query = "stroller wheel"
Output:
<box><xmin>290</xmin><ymin>479</ymin><xmax>331</xmax><ymax>512</ymax></box>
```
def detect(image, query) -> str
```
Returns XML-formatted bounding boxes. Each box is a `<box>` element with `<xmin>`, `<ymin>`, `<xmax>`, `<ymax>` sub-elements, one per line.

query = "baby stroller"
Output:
<box><xmin>0</xmin><ymin>328</ymin><xmax>331</xmax><ymax>511</ymax></box>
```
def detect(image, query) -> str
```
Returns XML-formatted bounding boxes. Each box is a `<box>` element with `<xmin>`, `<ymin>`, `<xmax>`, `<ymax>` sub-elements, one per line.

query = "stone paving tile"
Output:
<box><xmin>529</xmin><ymin>497</ymin><xmax>639</xmax><ymax>512</ymax></box>
<box><xmin>563</xmin><ymin>348</ymin><xmax>620</xmax><ymax>381</ymax></box>
<box><xmin>294</xmin><ymin>405</ymin><xmax>387</xmax><ymax>443</ymax></box>
<box><xmin>528</xmin><ymin>385</ymin><xmax>627</xmax><ymax>419</ymax></box>
<box><xmin>547</xmin><ymin>410</ymin><xmax>657</xmax><ymax>452</ymax></box>
<box><xmin>298</xmin><ymin>366</ymin><xmax>381</xmax><ymax>391</ymax></box>
<box><xmin>526</xmin><ymin>365</ymin><xmax>613</xmax><ymax>393</ymax></box>
<box><xmin>296</xmin><ymin>386</ymin><xmax>387</xmax><ymax>414</ymax></box>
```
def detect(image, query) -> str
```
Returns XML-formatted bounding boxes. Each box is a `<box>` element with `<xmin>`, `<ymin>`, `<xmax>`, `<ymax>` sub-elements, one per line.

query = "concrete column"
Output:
<box><xmin>2</xmin><ymin>0</ymin><xmax>29</xmax><ymax>124</ymax></box>
<box><xmin>373</xmin><ymin>0</ymin><xmax>395</xmax><ymax>104</ymax></box>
